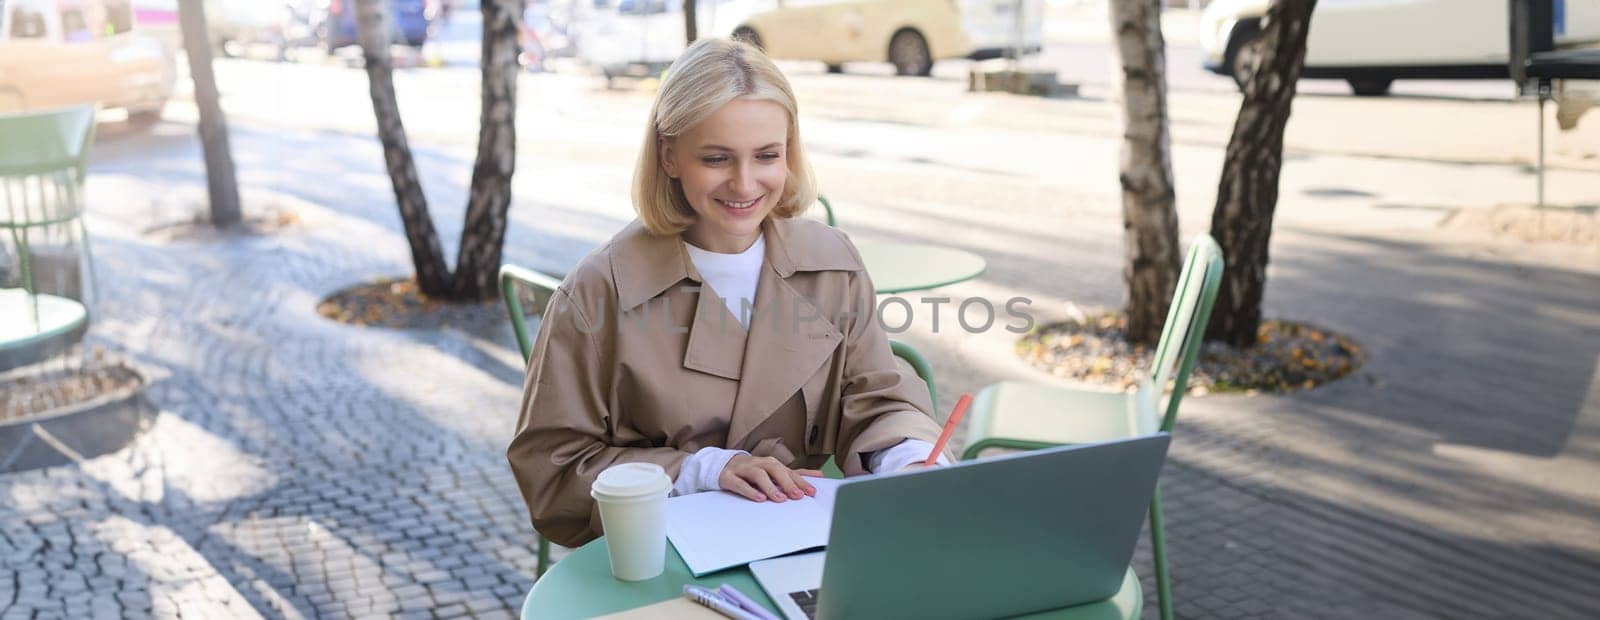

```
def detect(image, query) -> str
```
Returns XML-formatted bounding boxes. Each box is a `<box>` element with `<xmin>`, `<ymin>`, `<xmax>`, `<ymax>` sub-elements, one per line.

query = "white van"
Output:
<box><xmin>573</xmin><ymin>0</ymin><xmax>688</xmax><ymax>81</ymax></box>
<box><xmin>575</xmin><ymin>0</ymin><xmax>1042</xmax><ymax>79</ymax></box>
<box><xmin>1200</xmin><ymin>0</ymin><xmax>1600</xmax><ymax>95</ymax></box>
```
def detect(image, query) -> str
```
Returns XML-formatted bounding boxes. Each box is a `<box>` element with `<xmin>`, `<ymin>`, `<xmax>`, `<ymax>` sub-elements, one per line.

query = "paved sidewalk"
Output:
<box><xmin>1</xmin><ymin>128</ymin><xmax>550</xmax><ymax>617</ymax></box>
<box><xmin>3</xmin><ymin>67</ymin><xmax>1598</xmax><ymax>618</ymax></box>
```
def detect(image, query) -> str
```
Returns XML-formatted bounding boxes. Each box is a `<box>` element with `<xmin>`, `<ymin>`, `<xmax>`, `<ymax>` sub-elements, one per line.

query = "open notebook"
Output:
<box><xmin>665</xmin><ymin>477</ymin><xmax>845</xmax><ymax>576</ymax></box>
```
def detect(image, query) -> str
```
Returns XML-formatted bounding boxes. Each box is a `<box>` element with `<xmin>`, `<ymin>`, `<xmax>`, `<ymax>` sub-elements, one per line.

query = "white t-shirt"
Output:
<box><xmin>684</xmin><ymin>234</ymin><xmax>765</xmax><ymax>329</ymax></box>
<box><xmin>674</xmin><ymin>234</ymin><xmax>949</xmax><ymax>496</ymax></box>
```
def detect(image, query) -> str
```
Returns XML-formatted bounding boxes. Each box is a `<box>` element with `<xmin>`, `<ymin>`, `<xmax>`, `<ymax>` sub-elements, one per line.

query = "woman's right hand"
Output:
<box><xmin>718</xmin><ymin>455</ymin><xmax>820</xmax><ymax>502</ymax></box>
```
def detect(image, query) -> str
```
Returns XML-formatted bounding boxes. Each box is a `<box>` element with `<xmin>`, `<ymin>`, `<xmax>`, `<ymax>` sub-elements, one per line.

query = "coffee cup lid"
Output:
<box><xmin>591</xmin><ymin>462</ymin><xmax>670</xmax><ymax>500</ymax></box>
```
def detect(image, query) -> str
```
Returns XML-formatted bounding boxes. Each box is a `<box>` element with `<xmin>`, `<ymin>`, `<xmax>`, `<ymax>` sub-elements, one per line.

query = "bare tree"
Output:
<box><xmin>1109</xmin><ymin>0</ymin><xmax>1180</xmax><ymax>344</ymax></box>
<box><xmin>354</xmin><ymin>0</ymin><xmax>522</xmax><ymax>300</ymax></box>
<box><xmin>683</xmin><ymin>0</ymin><xmax>698</xmax><ymax>43</ymax></box>
<box><xmin>1206</xmin><ymin>0</ymin><xmax>1317</xmax><ymax>347</ymax></box>
<box><xmin>176</xmin><ymin>0</ymin><xmax>241</xmax><ymax>227</ymax></box>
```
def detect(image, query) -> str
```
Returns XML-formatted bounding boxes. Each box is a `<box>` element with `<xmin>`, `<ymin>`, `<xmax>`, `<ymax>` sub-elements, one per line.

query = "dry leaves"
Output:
<box><xmin>1017</xmin><ymin>312</ymin><xmax>1364</xmax><ymax>395</ymax></box>
<box><xmin>1</xmin><ymin>359</ymin><xmax>144</xmax><ymax>423</ymax></box>
<box><xmin>316</xmin><ymin>277</ymin><xmax>500</xmax><ymax>330</ymax></box>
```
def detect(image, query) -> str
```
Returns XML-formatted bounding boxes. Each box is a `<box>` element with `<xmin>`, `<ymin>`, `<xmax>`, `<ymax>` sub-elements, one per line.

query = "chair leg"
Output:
<box><xmin>1149</xmin><ymin>487</ymin><xmax>1173</xmax><ymax>620</ymax></box>
<box><xmin>537</xmin><ymin>538</ymin><xmax>550</xmax><ymax>578</ymax></box>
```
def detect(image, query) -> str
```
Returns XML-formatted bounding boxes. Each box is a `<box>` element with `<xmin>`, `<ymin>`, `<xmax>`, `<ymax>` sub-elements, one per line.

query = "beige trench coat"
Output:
<box><xmin>506</xmin><ymin>216</ymin><xmax>947</xmax><ymax>548</ymax></box>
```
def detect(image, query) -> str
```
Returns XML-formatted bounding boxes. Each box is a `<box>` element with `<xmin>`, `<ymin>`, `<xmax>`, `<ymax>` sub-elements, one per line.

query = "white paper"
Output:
<box><xmin>665</xmin><ymin>477</ymin><xmax>844</xmax><ymax>577</ymax></box>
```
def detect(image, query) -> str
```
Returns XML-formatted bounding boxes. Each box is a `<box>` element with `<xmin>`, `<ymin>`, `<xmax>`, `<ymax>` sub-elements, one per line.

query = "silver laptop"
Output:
<box><xmin>749</xmin><ymin>434</ymin><xmax>1170</xmax><ymax>620</ymax></box>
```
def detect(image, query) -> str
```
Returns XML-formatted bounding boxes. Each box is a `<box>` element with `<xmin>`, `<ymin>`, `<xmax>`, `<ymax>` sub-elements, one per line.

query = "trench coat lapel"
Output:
<box><xmin>724</xmin><ymin>224</ymin><xmax>846</xmax><ymax>449</ymax></box>
<box><xmin>611</xmin><ymin>222</ymin><xmax>747</xmax><ymax>381</ymax></box>
<box><xmin>681</xmin><ymin>279</ymin><xmax>746</xmax><ymax>381</ymax></box>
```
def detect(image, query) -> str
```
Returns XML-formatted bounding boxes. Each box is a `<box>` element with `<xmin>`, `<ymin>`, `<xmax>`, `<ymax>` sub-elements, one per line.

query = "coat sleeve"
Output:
<box><xmin>506</xmin><ymin>287</ymin><xmax>690</xmax><ymax>548</ymax></box>
<box><xmin>831</xmin><ymin>268</ymin><xmax>947</xmax><ymax>476</ymax></box>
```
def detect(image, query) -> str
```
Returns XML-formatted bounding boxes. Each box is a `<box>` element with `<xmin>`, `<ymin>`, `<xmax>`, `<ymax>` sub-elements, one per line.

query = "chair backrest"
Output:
<box><xmin>0</xmin><ymin>105</ymin><xmax>96</xmax><ymax>183</ymax></box>
<box><xmin>1146</xmin><ymin>234</ymin><xmax>1224</xmax><ymax>432</ymax></box>
<box><xmin>1</xmin><ymin>105</ymin><xmax>98</xmax><ymax>302</ymax></box>
<box><xmin>888</xmin><ymin>339</ymin><xmax>938</xmax><ymax>408</ymax></box>
<box><xmin>498</xmin><ymin>264</ymin><xmax>565</xmax><ymax>363</ymax></box>
<box><xmin>816</xmin><ymin>195</ymin><xmax>836</xmax><ymax>227</ymax></box>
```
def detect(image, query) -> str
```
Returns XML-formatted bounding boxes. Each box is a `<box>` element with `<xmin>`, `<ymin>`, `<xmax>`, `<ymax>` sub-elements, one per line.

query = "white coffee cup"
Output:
<box><xmin>590</xmin><ymin>462</ymin><xmax>672</xmax><ymax>581</ymax></box>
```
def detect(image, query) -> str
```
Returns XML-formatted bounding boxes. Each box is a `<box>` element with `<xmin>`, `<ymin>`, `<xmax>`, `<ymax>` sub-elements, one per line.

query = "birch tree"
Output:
<box><xmin>1109</xmin><ymin>0</ymin><xmax>1179</xmax><ymax>344</ymax></box>
<box><xmin>1206</xmin><ymin>0</ymin><xmax>1317</xmax><ymax>347</ymax></box>
<box><xmin>683</xmin><ymin>0</ymin><xmax>698</xmax><ymax>43</ymax></box>
<box><xmin>355</xmin><ymin>0</ymin><xmax>523</xmax><ymax>300</ymax></box>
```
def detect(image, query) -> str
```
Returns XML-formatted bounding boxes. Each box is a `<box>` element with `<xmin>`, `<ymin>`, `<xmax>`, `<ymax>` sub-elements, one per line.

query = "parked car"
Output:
<box><xmin>315</xmin><ymin>0</ymin><xmax>435</xmax><ymax>52</ymax></box>
<box><xmin>0</xmin><ymin>0</ymin><xmax>175</xmax><ymax>122</ymax></box>
<box><xmin>1200</xmin><ymin>0</ymin><xmax>1600</xmax><ymax>96</ymax></box>
<box><xmin>723</xmin><ymin>0</ymin><xmax>1044</xmax><ymax>76</ymax></box>
<box><xmin>573</xmin><ymin>0</ymin><xmax>1040</xmax><ymax>80</ymax></box>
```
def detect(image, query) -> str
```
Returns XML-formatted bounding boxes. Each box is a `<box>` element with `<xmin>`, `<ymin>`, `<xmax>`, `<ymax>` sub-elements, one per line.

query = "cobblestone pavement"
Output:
<box><xmin>0</xmin><ymin>120</ymin><xmax>565</xmax><ymax>616</ymax></box>
<box><xmin>5</xmin><ymin>63</ymin><xmax>1600</xmax><ymax>618</ymax></box>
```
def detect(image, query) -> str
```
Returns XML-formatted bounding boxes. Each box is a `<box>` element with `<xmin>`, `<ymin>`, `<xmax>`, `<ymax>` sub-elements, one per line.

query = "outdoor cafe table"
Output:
<box><xmin>856</xmin><ymin>242</ymin><xmax>986</xmax><ymax>294</ymax></box>
<box><xmin>521</xmin><ymin>538</ymin><xmax>1143</xmax><ymax>619</ymax></box>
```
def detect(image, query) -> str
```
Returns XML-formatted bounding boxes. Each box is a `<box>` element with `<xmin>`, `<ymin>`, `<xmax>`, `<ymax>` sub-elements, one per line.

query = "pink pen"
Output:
<box><xmin>717</xmin><ymin>584</ymin><xmax>780</xmax><ymax>620</ymax></box>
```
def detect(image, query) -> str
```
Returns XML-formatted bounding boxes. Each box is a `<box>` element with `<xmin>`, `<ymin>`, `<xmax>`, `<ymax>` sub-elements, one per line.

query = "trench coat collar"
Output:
<box><xmin>610</xmin><ymin>217</ymin><xmax>862</xmax><ymax>312</ymax></box>
<box><xmin>610</xmin><ymin>217</ymin><xmax>864</xmax><ymax>448</ymax></box>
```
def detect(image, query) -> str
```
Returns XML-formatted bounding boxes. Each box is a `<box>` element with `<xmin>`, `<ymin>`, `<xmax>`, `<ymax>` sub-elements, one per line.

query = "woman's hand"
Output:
<box><xmin>718</xmin><ymin>455</ymin><xmax>820</xmax><ymax>502</ymax></box>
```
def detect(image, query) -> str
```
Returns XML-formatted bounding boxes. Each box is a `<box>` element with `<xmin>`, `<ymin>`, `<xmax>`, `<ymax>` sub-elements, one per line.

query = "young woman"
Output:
<box><xmin>507</xmin><ymin>38</ymin><xmax>949</xmax><ymax>549</ymax></box>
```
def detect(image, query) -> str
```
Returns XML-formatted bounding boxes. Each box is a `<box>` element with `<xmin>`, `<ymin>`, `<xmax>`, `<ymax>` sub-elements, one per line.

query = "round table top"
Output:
<box><xmin>856</xmin><ymin>242</ymin><xmax>986</xmax><ymax>294</ymax></box>
<box><xmin>0</xmin><ymin>289</ymin><xmax>87</xmax><ymax>351</ymax></box>
<box><xmin>523</xmin><ymin>538</ymin><xmax>1142</xmax><ymax>619</ymax></box>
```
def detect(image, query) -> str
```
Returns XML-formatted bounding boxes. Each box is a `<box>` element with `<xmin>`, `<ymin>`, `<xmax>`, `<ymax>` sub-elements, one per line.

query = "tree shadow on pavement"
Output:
<box><xmin>50</xmin><ymin>232</ymin><xmax>558</xmax><ymax>617</ymax></box>
<box><xmin>1148</xmin><ymin>411</ymin><xmax>1600</xmax><ymax>619</ymax></box>
<box><xmin>1264</xmin><ymin>227</ymin><xmax>1600</xmax><ymax>458</ymax></box>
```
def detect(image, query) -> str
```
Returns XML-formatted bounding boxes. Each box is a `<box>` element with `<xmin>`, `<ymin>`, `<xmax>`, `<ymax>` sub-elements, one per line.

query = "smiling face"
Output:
<box><xmin>660</xmin><ymin>97</ymin><xmax>791</xmax><ymax>254</ymax></box>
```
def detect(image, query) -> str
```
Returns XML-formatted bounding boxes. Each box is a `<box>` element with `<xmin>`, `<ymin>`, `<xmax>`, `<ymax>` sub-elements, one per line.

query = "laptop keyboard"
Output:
<box><xmin>787</xmin><ymin>589</ymin><xmax>820</xmax><ymax>619</ymax></box>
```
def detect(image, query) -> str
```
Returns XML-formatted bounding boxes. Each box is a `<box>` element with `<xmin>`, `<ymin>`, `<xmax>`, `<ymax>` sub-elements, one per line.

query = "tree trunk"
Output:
<box><xmin>176</xmin><ymin>0</ymin><xmax>241</xmax><ymax>227</ymax></box>
<box><xmin>1109</xmin><ymin>0</ymin><xmax>1180</xmax><ymax>345</ymax></box>
<box><xmin>1206</xmin><ymin>0</ymin><xmax>1316</xmax><ymax>348</ymax></box>
<box><xmin>355</xmin><ymin>0</ymin><xmax>452</xmax><ymax>296</ymax></box>
<box><xmin>683</xmin><ymin>0</ymin><xmax>698</xmax><ymax>44</ymax></box>
<box><xmin>451</xmin><ymin>0</ymin><xmax>522</xmax><ymax>299</ymax></box>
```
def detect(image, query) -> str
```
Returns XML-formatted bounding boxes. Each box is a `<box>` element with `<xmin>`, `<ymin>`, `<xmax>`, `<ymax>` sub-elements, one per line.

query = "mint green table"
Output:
<box><xmin>857</xmin><ymin>242</ymin><xmax>986</xmax><ymax>294</ymax></box>
<box><xmin>0</xmin><ymin>289</ymin><xmax>88</xmax><ymax>368</ymax></box>
<box><xmin>521</xmin><ymin>538</ymin><xmax>1142</xmax><ymax>619</ymax></box>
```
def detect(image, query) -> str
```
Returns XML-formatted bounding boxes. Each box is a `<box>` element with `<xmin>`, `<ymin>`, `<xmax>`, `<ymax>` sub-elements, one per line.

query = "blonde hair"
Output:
<box><xmin>632</xmin><ymin>38</ymin><xmax>817</xmax><ymax>235</ymax></box>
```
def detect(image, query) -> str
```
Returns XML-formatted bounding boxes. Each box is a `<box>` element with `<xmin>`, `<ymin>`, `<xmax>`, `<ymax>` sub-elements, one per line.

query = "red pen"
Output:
<box><xmin>924</xmin><ymin>393</ymin><xmax>972</xmax><ymax>466</ymax></box>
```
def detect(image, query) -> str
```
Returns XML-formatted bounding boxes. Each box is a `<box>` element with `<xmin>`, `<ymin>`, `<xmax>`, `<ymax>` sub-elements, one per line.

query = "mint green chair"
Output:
<box><xmin>499</xmin><ymin>264</ymin><xmax>566</xmax><ymax>578</ymax></box>
<box><xmin>816</xmin><ymin>195</ymin><xmax>836</xmax><ymax>227</ymax></box>
<box><xmin>500</xmin><ymin>264</ymin><xmax>564</xmax><ymax>366</ymax></box>
<box><xmin>960</xmin><ymin>234</ymin><xmax>1224</xmax><ymax>620</ymax></box>
<box><xmin>1</xmin><ymin>105</ymin><xmax>98</xmax><ymax>370</ymax></box>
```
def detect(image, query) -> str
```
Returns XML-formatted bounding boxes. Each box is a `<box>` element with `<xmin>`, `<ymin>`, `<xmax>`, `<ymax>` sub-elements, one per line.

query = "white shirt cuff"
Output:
<box><xmin>868</xmin><ymin>438</ymin><xmax>950</xmax><ymax>474</ymax></box>
<box><xmin>672</xmin><ymin>446</ymin><xmax>749</xmax><ymax>496</ymax></box>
